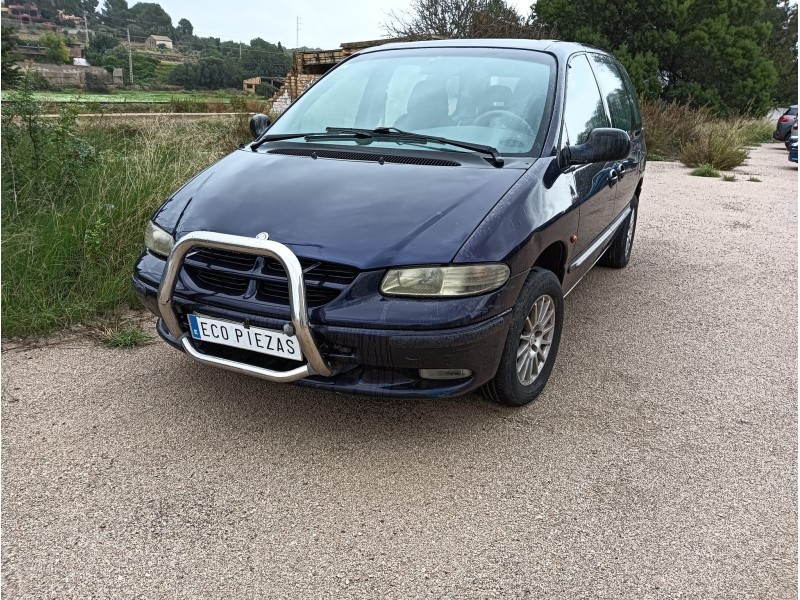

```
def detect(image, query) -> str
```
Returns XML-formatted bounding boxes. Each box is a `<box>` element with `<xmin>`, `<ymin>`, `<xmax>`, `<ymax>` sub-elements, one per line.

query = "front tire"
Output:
<box><xmin>482</xmin><ymin>268</ymin><xmax>564</xmax><ymax>407</ymax></box>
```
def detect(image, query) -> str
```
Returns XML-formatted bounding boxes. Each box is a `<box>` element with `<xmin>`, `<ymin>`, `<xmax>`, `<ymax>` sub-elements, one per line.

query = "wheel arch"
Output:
<box><xmin>633</xmin><ymin>177</ymin><xmax>643</xmax><ymax>204</ymax></box>
<box><xmin>532</xmin><ymin>240</ymin><xmax>567</xmax><ymax>283</ymax></box>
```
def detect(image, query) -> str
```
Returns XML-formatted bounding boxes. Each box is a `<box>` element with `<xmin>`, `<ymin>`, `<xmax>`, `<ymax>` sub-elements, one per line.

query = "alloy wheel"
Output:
<box><xmin>516</xmin><ymin>294</ymin><xmax>556</xmax><ymax>386</ymax></box>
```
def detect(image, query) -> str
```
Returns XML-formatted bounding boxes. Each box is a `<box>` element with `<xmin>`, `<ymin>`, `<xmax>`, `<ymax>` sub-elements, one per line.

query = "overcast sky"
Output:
<box><xmin>146</xmin><ymin>0</ymin><xmax>536</xmax><ymax>49</ymax></box>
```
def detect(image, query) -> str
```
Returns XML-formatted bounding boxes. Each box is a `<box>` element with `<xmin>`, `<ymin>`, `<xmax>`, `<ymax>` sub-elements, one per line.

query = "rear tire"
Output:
<box><xmin>599</xmin><ymin>200</ymin><xmax>637</xmax><ymax>269</ymax></box>
<box><xmin>482</xmin><ymin>268</ymin><xmax>564</xmax><ymax>407</ymax></box>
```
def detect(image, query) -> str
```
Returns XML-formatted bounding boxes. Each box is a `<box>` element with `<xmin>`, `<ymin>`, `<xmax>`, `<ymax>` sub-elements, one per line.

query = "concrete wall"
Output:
<box><xmin>26</xmin><ymin>64</ymin><xmax>112</xmax><ymax>87</ymax></box>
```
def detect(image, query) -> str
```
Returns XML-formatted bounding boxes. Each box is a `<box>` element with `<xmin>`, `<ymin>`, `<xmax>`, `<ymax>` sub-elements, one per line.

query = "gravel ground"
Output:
<box><xmin>2</xmin><ymin>144</ymin><xmax>797</xmax><ymax>599</ymax></box>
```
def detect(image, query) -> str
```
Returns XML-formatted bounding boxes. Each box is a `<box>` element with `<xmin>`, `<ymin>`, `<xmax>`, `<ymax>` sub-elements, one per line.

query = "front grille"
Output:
<box><xmin>191</xmin><ymin>248</ymin><xmax>256</xmax><ymax>270</ymax></box>
<box><xmin>263</xmin><ymin>257</ymin><xmax>358</xmax><ymax>285</ymax></box>
<box><xmin>257</xmin><ymin>279</ymin><xmax>340</xmax><ymax>306</ymax></box>
<box><xmin>268</xmin><ymin>148</ymin><xmax>461</xmax><ymax>167</ymax></box>
<box><xmin>188</xmin><ymin>267</ymin><xmax>250</xmax><ymax>295</ymax></box>
<box><xmin>183</xmin><ymin>247</ymin><xmax>358</xmax><ymax>308</ymax></box>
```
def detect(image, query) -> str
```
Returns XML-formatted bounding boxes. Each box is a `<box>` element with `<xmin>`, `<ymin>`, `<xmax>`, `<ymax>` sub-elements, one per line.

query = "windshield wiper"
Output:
<box><xmin>250</xmin><ymin>131</ymin><xmax>318</xmax><ymax>151</ymax></box>
<box><xmin>250</xmin><ymin>129</ymin><xmax>373</xmax><ymax>152</ymax></box>
<box><xmin>252</xmin><ymin>127</ymin><xmax>505</xmax><ymax>167</ymax></box>
<box><xmin>326</xmin><ymin>127</ymin><xmax>505</xmax><ymax>167</ymax></box>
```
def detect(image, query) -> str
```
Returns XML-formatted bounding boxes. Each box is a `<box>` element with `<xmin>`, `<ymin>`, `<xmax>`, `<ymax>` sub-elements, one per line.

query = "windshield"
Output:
<box><xmin>267</xmin><ymin>47</ymin><xmax>557</xmax><ymax>156</ymax></box>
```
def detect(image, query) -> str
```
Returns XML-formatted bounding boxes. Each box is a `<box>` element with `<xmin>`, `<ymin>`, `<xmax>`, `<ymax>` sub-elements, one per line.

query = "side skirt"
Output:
<box><xmin>563</xmin><ymin>205</ymin><xmax>632</xmax><ymax>297</ymax></box>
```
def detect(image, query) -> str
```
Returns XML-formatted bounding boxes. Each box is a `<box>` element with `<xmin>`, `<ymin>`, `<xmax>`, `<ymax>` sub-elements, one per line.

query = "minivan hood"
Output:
<box><xmin>170</xmin><ymin>148</ymin><xmax>526</xmax><ymax>269</ymax></box>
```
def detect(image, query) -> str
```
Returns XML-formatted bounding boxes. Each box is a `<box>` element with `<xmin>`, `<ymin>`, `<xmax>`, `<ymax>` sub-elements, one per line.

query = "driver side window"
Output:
<box><xmin>563</xmin><ymin>54</ymin><xmax>609</xmax><ymax>146</ymax></box>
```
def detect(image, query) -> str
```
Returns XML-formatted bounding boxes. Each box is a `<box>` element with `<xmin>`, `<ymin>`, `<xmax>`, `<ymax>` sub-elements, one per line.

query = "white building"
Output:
<box><xmin>145</xmin><ymin>35</ymin><xmax>173</xmax><ymax>50</ymax></box>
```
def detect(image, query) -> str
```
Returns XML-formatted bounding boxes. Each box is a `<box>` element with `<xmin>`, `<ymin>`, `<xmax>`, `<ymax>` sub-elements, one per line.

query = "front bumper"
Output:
<box><xmin>133</xmin><ymin>233</ymin><xmax>515</xmax><ymax>398</ymax></box>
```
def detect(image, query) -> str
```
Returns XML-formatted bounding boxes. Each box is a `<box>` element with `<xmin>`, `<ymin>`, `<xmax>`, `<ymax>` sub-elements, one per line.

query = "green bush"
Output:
<box><xmin>20</xmin><ymin>69</ymin><xmax>52</xmax><ymax>90</ymax></box>
<box><xmin>679</xmin><ymin>123</ymin><xmax>748</xmax><ymax>170</ymax></box>
<box><xmin>229</xmin><ymin>94</ymin><xmax>248</xmax><ymax>111</ymax></box>
<box><xmin>154</xmin><ymin>61</ymin><xmax>177</xmax><ymax>84</ymax></box>
<box><xmin>640</xmin><ymin>97</ymin><xmax>770</xmax><ymax>169</ymax></box>
<box><xmin>1</xmin><ymin>80</ymin><xmax>250</xmax><ymax>335</ymax></box>
<box><xmin>256</xmin><ymin>82</ymin><xmax>277</xmax><ymax>98</ymax></box>
<box><xmin>168</xmin><ymin>95</ymin><xmax>209</xmax><ymax>112</ymax></box>
<box><xmin>734</xmin><ymin>119</ymin><xmax>774</xmax><ymax>146</ymax></box>
<box><xmin>40</xmin><ymin>32</ymin><xmax>71</xmax><ymax>64</ymax></box>
<box><xmin>84</xmin><ymin>72</ymin><xmax>110</xmax><ymax>93</ymax></box>
<box><xmin>689</xmin><ymin>165</ymin><xmax>721</xmax><ymax>177</ymax></box>
<box><xmin>640</xmin><ymin>96</ymin><xmax>711</xmax><ymax>159</ymax></box>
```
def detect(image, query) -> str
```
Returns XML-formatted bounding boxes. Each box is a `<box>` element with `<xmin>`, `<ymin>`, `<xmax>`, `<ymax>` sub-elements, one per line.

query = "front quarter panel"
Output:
<box><xmin>454</xmin><ymin>157</ymin><xmax>577</xmax><ymax>277</ymax></box>
<box><xmin>151</xmin><ymin>153</ymin><xmax>233</xmax><ymax>234</ymax></box>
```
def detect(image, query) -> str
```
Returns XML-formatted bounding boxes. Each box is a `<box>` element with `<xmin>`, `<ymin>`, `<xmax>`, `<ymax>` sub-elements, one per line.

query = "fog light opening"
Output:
<box><xmin>419</xmin><ymin>368</ymin><xmax>473</xmax><ymax>381</ymax></box>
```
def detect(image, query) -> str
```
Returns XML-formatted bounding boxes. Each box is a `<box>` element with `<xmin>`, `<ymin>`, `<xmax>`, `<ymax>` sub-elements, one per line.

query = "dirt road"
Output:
<box><xmin>2</xmin><ymin>144</ymin><xmax>797</xmax><ymax>599</ymax></box>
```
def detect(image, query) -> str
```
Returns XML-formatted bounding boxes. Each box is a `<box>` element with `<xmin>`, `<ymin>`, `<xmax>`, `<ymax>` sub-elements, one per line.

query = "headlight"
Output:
<box><xmin>144</xmin><ymin>221</ymin><xmax>175</xmax><ymax>257</ymax></box>
<box><xmin>380</xmin><ymin>264</ymin><xmax>510</xmax><ymax>297</ymax></box>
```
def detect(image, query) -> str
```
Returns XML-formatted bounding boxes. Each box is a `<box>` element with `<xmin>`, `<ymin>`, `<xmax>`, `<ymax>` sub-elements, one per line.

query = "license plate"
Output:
<box><xmin>187</xmin><ymin>314</ymin><xmax>303</xmax><ymax>362</ymax></box>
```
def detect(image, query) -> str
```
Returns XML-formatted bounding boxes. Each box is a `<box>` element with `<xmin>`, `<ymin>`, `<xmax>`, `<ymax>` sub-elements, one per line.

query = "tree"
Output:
<box><xmin>81</xmin><ymin>0</ymin><xmax>100</xmax><ymax>21</ymax></box>
<box><xmin>128</xmin><ymin>2</ymin><xmax>173</xmax><ymax>37</ymax></box>
<box><xmin>175</xmin><ymin>18</ymin><xmax>193</xmax><ymax>40</ymax></box>
<box><xmin>167</xmin><ymin>56</ymin><xmax>239</xmax><ymax>89</ymax></box>
<box><xmin>256</xmin><ymin>81</ymin><xmax>277</xmax><ymax>98</ymax></box>
<box><xmin>764</xmin><ymin>1</ymin><xmax>798</xmax><ymax>105</ymax></box>
<box><xmin>386</xmin><ymin>0</ymin><xmax>548</xmax><ymax>39</ymax></box>
<box><xmin>85</xmin><ymin>30</ymin><xmax>118</xmax><ymax>65</ymax></box>
<box><xmin>241</xmin><ymin>37</ymin><xmax>294</xmax><ymax>78</ymax></box>
<box><xmin>1</xmin><ymin>26</ymin><xmax>20</xmax><ymax>88</ymax></box>
<box><xmin>100</xmin><ymin>0</ymin><xmax>129</xmax><ymax>26</ymax></box>
<box><xmin>533</xmin><ymin>0</ymin><xmax>778</xmax><ymax>115</ymax></box>
<box><xmin>387</xmin><ymin>0</ymin><xmax>488</xmax><ymax>38</ymax></box>
<box><xmin>40</xmin><ymin>33</ymin><xmax>72</xmax><ymax>64</ymax></box>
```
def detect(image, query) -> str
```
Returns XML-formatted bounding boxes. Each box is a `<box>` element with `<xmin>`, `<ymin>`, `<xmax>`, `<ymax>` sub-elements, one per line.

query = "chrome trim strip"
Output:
<box><xmin>568</xmin><ymin>206</ymin><xmax>632</xmax><ymax>272</ymax></box>
<box><xmin>564</xmin><ymin>206</ymin><xmax>632</xmax><ymax>298</ymax></box>
<box><xmin>157</xmin><ymin>231</ymin><xmax>333</xmax><ymax>382</ymax></box>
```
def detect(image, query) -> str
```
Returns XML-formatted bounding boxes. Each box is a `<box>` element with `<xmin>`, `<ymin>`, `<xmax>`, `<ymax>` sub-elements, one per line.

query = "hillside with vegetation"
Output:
<box><xmin>1</xmin><ymin>0</ymin><xmax>293</xmax><ymax>94</ymax></box>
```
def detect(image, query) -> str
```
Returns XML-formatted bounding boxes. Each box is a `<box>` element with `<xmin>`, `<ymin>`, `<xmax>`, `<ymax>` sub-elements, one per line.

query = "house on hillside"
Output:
<box><xmin>7</xmin><ymin>3</ymin><xmax>41</xmax><ymax>23</ymax></box>
<box><xmin>145</xmin><ymin>35</ymin><xmax>173</xmax><ymax>50</ymax></box>
<box><xmin>243</xmin><ymin>76</ymin><xmax>285</xmax><ymax>95</ymax></box>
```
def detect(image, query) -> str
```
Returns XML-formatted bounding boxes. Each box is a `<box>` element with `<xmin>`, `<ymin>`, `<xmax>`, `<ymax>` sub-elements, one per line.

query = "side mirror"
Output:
<box><xmin>249</xmin><ymin>114</ymin><xmax>272</xmax><ymax>139</ymax></box>
<box><xmin>560</xmin><ymin>128</ymin><xmax>630</xmax><ymax>168</ymax></box>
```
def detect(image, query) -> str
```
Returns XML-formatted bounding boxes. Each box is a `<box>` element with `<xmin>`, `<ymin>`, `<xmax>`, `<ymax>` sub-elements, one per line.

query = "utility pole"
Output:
<box><xmin>296</xmin><ymin>17</ymin><xmax>300</xmax><ymax>48</ymax></box>
<box><xmin>126</xmin><ymin>26</ymin><xmax>133</xmax><ymax>85</ymax></box>
<box><xmin>239</xmin><ymin>42</ymin><xmax>242</xmax><ymax>59</ymax></box>
<box><xmin>83</xmin><ymin>11</ymin><xmax>89</xmax><ymax>44</ymax></box>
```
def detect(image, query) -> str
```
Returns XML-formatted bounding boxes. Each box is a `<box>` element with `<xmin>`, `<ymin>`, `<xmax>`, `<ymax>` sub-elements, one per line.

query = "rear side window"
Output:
<box><xmin>589</xmin><ymin>53</ymin><xmax>634</xmax><ymax>132</ymax></box>
<box><xmin>615</xmin><ymin>63</ymin><xmax>643</xmax><ymax>132</ymax></box>
<box><xmin>563</xmin><ymin>54</ymin><xmax>609</xmax><ymax>146</ymax></box>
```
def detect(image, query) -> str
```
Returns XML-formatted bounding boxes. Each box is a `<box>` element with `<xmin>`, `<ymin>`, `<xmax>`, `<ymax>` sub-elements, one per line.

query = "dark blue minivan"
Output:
<box><xmin>133</xmin><ymin>39</ymin><xmax>646</xmax><ymax>407</ymax></box>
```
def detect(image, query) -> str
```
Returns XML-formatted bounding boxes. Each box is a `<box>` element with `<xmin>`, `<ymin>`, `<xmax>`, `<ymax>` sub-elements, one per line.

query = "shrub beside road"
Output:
<box><xmin>1</xmin><ymin>81</ymin><xmax>252</xmax><ymax>335</ymax></box>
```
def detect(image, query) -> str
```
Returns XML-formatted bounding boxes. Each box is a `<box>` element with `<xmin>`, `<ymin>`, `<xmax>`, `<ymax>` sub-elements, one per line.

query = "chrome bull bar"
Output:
<box><xmin>157</xmin><ymin>231</ymin><xmax>333</xmax><ymax>382</ymax></box>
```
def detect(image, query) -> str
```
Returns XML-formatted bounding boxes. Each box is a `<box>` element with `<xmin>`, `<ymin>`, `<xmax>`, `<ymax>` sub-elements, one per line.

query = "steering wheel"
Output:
<box><xmin>473</xmin><ymin>110</ymin><xmax>535</xmax><ymax>135</ymax></box>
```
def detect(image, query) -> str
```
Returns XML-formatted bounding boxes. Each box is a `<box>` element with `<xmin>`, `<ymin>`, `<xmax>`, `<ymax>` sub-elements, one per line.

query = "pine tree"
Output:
<box><xmin>533</xmin><ymin>0</ymin><xmax>778</xmax><ymax>114</ymax></box>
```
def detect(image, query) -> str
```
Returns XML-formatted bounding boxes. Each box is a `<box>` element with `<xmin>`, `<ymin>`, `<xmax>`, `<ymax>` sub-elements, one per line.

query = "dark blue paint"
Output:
<box><xmin>168</xmin><ymin>148</ymin><xmax>526</xmax><ymax>270</ymax></box>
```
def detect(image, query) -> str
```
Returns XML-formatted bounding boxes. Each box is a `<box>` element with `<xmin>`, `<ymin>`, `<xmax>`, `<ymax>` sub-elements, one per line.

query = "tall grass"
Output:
<box><xmin>639</xmin><ymin>98</ymin><xmax>712</xmax><ymax>159</ymax></box>
<box><xmin>2</xmin><ymin>81</ymin><xmax>251</xmax><ymax>335</ymax></box>
<box><xmin>640</xmin><ymin>97</ymin><xmax>774</xmax><ymax>169</ymax></box>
